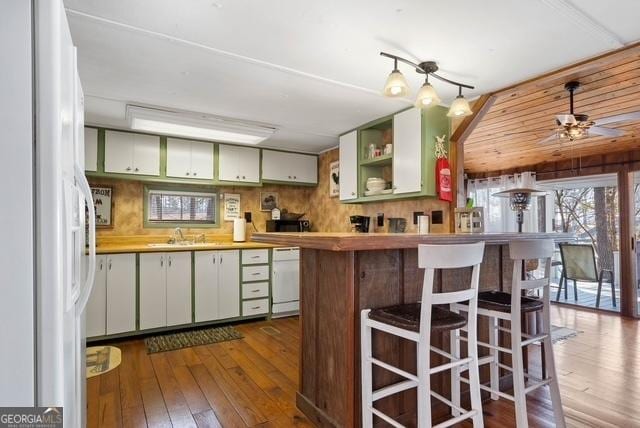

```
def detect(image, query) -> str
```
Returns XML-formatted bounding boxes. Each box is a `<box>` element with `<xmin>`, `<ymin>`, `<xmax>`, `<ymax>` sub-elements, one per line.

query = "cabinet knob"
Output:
<box><xmin>168</xmin><ymin>256</ymin><xmax>172</xmax><ymax>267</ymax></box>
<box><xmin>125</xmin><ymin>166</ymin><xmax>131</xmax><ymax>171</ymax></box>
<box><xmin>242</xmin><ymin>175</ymin><xmax>246</xmax><ymax>179</ymax></box>
<box><xmin>288</xmin><ymin>176</ymin><xmax>292</xmax><ymax>179</ymax></box>
<box><xmin>351</xmin><ymin>192</ymin><xmax>355</xmax><ymax>196</ymax></box>
<box><xmin>213</xmin><ymin>254</ymin><xmax>216</xmax><ymax>264</ymax></box>
<box><xmin>108</xmin><ymin>260</ymin><xmax>112</xmax><ymax>270</ymax></box>
<box><xmin>193</xmin><ymin>172</ymin><xmax>197</xmax><ymax>176</ymax></box>
<box><xmin>160</xmin><ymin>256</ymin><xmax>164</xmax><ymax>267</ymax></box>
<box><xmin>251</xmin><ymin>306</ymin><xmax>260</xmax><ymax>310</ymax></box>
<box><xmin>99</xmin><ymin>260</ymin><xmax>104</xmax><ymax>270</ymax></box>
<box><xmin>134</xmin><ymin>167</ymin><xmax>139</xmax><ymax>172</ymax></box>
<box><xmin>186</xmin><ymin>172</ymin><xmax>190</xmax><ymax>176</ymax></box>
<box><xmin>293</xmin><ymin>176</ymin><xmax>297</xmax><ymax>179</ymax></box>
<box><xmin>236</xmin><ymin>175</ymin><xmax>240</xmax><ymax>179</ymax></box>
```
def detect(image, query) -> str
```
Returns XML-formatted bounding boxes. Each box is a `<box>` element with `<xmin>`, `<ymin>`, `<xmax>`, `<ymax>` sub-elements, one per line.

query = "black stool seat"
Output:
<box><xmin>369</xmin><ymin>303</ymin><xmax>467</xmax><ymax>332</ymax></box>
<box><xmin>477</xmin><ymin>291</ymin><xmax>543</xmax><ymax>313</ymax></box>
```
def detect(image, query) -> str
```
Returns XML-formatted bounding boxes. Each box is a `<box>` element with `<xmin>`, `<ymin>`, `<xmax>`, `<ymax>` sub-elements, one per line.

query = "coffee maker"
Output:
<box><xmin>350</xmin><ymin>215</ymin><xmax>370</xmax><ymax>233</ymax></box>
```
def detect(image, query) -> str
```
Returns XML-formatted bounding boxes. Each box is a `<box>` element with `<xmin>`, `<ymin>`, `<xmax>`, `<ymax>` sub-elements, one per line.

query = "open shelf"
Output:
<box><xmin>360</xmin><ymin>154</ymin><xmax>392</xmax><ymax>167</ymax></box>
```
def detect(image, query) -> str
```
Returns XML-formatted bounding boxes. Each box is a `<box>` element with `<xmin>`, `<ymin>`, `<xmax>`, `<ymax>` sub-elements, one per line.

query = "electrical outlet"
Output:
<box><xmin>432</xmin><ymin>210</ymin><xmax>443</xmax><ymax>224</ymax></box>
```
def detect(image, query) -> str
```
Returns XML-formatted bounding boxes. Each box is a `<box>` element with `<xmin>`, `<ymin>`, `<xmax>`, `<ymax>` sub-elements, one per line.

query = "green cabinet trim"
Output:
<box><xmin>341</xmin><ymin>106</ymin><xmax>450</xmax><ymax>204</ymax></box>
<box><xmin>86</xmin><ymin>125</ymin><xmax>317</xmax><ymax>188</ymax></box>
<box><xmin>87</xmin><ymin>248</ymin><xmax>274</xmax><ymax>341</ymax></box>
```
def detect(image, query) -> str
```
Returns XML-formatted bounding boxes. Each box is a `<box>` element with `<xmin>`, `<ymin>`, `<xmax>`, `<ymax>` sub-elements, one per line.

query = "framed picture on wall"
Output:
<box><xmin>91</xmin><ymin>186</ymin><xmax>113</xmax><ymax>227</ymax></box>
<box><xmin>329</xmin><ymin>161</ymin><xmax>340</xmax><ymax>197</ymax></box>
<box><xmin>260</xmin><ymin>192</ymin><xmax>279</xmax><ymax>211</ymax></box>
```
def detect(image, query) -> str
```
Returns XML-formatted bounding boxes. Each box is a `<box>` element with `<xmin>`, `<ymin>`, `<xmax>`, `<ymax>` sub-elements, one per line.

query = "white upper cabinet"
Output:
<box><xmin>339</xmin><ymin>131</ymin><xmax>358</xmax><ymax>201</ymax></box>
<box><xmin>104</xmin><ymin>130</ymin><xmax>160</xmax><ymax>176</ymax></box>
<box><xmin>218</xmin><ymin>144</ymin><xmax>260</xmax><ymax>183</ymax></box>
<box><xmin>393</xmin><ymin>108</ymin><xmax>422</xmax><ymax>194</ymax></box>
<box><xmin>84</xmin><ymin>127</ymin><xmax>98</xmax><ymax>172</ymax></box>
<box><xmin>166</xmin><ymin>138</ymin><xmax>214</xmax><ymax>180</ymax></box>
<box><xmin>261</xmin><ymin>150</ymin><xmax>318</xmax><ymax>184</ymax></box>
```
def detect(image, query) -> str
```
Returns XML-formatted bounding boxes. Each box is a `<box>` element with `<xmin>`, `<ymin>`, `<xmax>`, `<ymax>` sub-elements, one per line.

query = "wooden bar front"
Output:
<box><xmin>251</xmin><ymin>233</ymin><xmax>573</xmax><ymax>427</ymax></box>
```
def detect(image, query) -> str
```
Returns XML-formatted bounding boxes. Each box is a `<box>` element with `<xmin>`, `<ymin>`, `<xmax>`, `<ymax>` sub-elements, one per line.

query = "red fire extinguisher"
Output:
<box><xmin>435</xmin><ymin>135</ymin><xmax>453</xmax><ymax>202</ymax></box>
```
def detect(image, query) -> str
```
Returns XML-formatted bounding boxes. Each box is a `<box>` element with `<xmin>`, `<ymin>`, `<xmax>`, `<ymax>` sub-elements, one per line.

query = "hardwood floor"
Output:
<box><xmin>88</xmin><ymin>307</ymin><xmax>640</xmax><ymax>427</ymax></box>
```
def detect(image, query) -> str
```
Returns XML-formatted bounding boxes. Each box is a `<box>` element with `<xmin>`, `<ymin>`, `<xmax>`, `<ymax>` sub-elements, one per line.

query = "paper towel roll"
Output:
<box><xmin>233</xmin><ymin>218</ymin><xmax>246</xmax><ymax>242</ymax></box>
<box><xmin>417</xmin><ymin>215</ymin><xmax>430</xmax><ymax>234</ymax></box>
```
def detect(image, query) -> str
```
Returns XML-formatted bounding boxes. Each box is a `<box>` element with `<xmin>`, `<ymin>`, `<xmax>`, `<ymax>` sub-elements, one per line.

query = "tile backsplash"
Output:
<box><xmin>91</xmin><ymin>149</ymin><xmax>452</xmax><ymax>238</ymax></box>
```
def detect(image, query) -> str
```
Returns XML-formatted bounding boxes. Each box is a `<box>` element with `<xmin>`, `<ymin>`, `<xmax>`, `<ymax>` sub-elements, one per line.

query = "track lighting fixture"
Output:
<box><xmin>382</xmin><ymin>59</ymin><xmax>410</xmax><ymax>97</ymax></box>
<box><xmin>380</xmin><ymin>52</ymin><xmax>474</xmax><ymax>115</ymax></box>
<box><xmin>447</xmin><ymin>86</ymin><xmax>473</xmax><ymax>118</ymax></box>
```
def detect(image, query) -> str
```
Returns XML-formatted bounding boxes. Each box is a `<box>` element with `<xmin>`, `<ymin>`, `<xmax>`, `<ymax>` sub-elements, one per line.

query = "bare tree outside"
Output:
<box><xmin>553</xmin><ymin>186</ymin><xmax>619</xmax><ymax>269</ymax></box>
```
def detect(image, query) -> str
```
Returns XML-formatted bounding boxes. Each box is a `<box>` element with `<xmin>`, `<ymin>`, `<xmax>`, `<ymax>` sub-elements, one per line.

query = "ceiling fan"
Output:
<box><xmin>537</xmin><ymin>80</ymin><xmax>640</xmax><ymax>144</ymax></box>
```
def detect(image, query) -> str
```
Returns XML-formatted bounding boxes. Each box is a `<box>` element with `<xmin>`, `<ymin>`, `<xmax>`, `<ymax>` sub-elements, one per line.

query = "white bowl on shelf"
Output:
<box><xmin>366</xmin><ymin>177</ymin><xmax>386</xmax><ymax>192</ymax></box>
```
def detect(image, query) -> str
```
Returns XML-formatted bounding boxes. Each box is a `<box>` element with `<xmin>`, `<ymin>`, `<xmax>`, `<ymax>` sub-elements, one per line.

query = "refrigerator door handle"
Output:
<box><xmin>75</xmin><ymin>164</ymin><xmax>96</xmax><ymax>313</ymax></box>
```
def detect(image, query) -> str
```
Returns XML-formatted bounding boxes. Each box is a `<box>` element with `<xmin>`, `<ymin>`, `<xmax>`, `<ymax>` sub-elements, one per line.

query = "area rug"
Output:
<box><xmin>551</xmin><ymin>325</ymin><xmax>582</xmax><ymax>343</ymax></box>
<box><xmin>86</xmin><ymin>346</ymin><xmax>121</xmax><ymax>378</ymax></box>
<box><xmin>144</xmin><ymin>325</ymin><xmax>243</xmax><ymax>353</ymax></box>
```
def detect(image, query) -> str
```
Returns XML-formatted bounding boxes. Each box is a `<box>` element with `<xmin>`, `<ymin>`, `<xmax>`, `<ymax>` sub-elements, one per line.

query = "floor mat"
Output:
<box><xmin>144</xmin><ymin>325</ymin><xmax>243</xmax><ymax>353</ymax></box>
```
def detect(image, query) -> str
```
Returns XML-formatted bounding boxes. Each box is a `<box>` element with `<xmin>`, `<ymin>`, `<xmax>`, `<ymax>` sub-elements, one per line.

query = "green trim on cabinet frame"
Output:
<box><xmin>342</xmin><ymin>105</ymin><xmax>450</xmax><ymax>204</ymax></box>
<box><xmin>142</xmin><ymin>184</ymin><xmax>222</xmax><ymax>229</ymax></box>
<box><xmin>85</xmin><ymin>125</ymin><xmax>318</xmax><ymax>188</ymax></box>
<box><xmin>191</xmin><ymin>251</ymin><xmax>196</xmax><ymax>323</ymax></box>
<box><xmin>135</xmin><ymin>253</ymin><xmax>140</xmax><ymax>331</ymax></box>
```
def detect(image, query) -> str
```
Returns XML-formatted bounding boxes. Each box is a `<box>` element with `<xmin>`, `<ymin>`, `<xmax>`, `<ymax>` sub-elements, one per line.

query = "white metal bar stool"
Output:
<box><xmin>361</xmin><ymin>242</ymin><xmax>485</xmax><ymax>428</ymax></box>
<box><xmin>453</xmin><ymin>239</ymin><xmax>565</xmax><ymax>428</ymax></box>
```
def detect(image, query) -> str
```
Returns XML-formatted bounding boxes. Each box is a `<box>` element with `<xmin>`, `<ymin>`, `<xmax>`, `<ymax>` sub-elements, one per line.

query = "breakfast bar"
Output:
<box><xmin>252</xmin><ymin>232</ymin><xmax>573</xmax><ymax>427</ymax></box>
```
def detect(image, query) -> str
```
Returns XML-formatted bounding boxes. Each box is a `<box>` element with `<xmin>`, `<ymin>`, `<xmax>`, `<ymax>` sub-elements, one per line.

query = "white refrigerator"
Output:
<box><xmin>0</xmin><ymin>1</ymin><xmax>96</xmax><ymax>426</ymax></box>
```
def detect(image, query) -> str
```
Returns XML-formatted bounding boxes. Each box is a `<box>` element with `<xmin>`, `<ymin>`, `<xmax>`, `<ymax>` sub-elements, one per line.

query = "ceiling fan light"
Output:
<box><xmin>414</xmin><ymin>82</ymin><xmax>441</xmax><ymax>108</ymax></box>
<box><xmin>447</xmin><ymin>95</ymin><xmax>473</xmax><ymax>117</ymax></box>
<box><xmin>383</xmin><ymin>70</ymin><xmax>410</xmax><ymax>97</ymax></box>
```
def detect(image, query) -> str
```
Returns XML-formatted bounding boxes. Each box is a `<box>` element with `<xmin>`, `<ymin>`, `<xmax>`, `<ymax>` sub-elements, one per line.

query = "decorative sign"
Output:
<box><xmin>329</xmin><ymin>161</ymin><xmax>340</xmax><ymax>197</ymax></box>
<box><xmin>91</xmin><ymin>186</ymin><xmax>112</xmax><ymax>227</ymax></box>
<box><xmin>224</xmin><ymin>193</ymin><xmax>241</xmax><ymax>221</ymax></box>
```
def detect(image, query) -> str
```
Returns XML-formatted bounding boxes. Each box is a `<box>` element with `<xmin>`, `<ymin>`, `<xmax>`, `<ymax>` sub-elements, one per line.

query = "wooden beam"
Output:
<box><xmin>617</xmin><ymin>169</ymin><xmax>638</xmax><ymax>317</ymax></box>
<box><xmin>491</xmin><ymin>41</ymin><xmax>640</xmax><ymax>100</ymax></box>
<box><xmin>450</xmin><ymin>94</ymin><xmax>497</xmax><ymax>223</ymax></box>
<box><xmin>450</xmin><ymin>94</ymin><xmax>497</xmax><ymax>144</ymax></box>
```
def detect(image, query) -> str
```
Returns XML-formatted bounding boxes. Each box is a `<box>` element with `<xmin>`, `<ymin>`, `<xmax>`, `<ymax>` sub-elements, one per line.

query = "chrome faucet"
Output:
<box><xmin>168</xmin><ymin>227</ymin><xmax>185</xmax><ymax>244</ymax></box>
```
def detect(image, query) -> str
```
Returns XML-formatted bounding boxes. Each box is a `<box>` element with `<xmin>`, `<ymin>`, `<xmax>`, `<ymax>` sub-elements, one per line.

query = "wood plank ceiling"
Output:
<box><xmin>464</xmin><ymin>43</ymin><xmax>640</xmax><ymax>173</ymax></box>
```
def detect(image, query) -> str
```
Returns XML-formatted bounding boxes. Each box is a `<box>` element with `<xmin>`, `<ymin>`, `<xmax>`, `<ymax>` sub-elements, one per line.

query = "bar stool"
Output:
<box><xmin>453</xmin><ymin>239</ymin><xmax>565</xmax><ymax>428</ymax></box>
<box><xmin>360</xmin><ymin>242</ymin><xmax>485</xmax><ymax>428</ymax></box>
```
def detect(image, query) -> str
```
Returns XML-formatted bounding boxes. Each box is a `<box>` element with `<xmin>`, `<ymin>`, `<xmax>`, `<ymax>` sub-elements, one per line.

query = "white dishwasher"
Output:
<box><xmin>272</xmin><ymin>247</ymin><xmax>300</xmax><ymax>317</ymax></box>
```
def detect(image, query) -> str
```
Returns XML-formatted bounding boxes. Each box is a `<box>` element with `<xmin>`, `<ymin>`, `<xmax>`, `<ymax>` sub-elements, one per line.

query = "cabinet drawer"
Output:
<box><xmin>242</xmin><ymin>298</ymin><xmax>269</xmax><ymax>316</ymax></box>
<box><xmin>242</xmin><ymin>282</ymin><xmax>269</xmax><ymax>299</ymax></box>
<box><xmin>242</xmin><ymin>249</ymin><xmax>269</xmax><ymax>265</ymax></box>
<box><xmin>242</xmin><ymin>265</ymin><xmax>269</xmax><ymax>281</ymax></box>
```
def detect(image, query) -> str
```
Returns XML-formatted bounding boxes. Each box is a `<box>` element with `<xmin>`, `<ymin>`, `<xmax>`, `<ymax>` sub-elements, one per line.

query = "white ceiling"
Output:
<box><xmin>65</xmin><ymin>0</ymin><xmax>640</xmax><ymax>153</ymax></box>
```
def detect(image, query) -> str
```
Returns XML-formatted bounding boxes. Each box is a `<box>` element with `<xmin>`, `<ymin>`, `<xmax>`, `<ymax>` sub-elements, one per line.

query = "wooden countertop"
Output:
<box><xmin>251</xmin><ymin>232</ymin><xmax>575</xmax><ymax>251</ymax></box>
<box><xmin>95</xmin><ymin>235</ymin><xmax>281</xmax><ymax>254</ymax></box>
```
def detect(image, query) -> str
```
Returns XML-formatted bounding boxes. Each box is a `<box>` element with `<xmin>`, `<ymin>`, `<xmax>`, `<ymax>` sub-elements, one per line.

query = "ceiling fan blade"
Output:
<box><xmin>593</xmin><ymin>111</ymin><xmax>640</xmax><ymax>126</ymax></box>
<box><xmin>539</xmin><ymin>133</ymin><xmax>558</xmax><ymax>144</ymax></box>
<box><xmin>556</xmin><ymin>114</ymin><xmax>576</xmax><ymax>126</ymax></box>
<box><xmin>588</xmin><ymin>126</ymin><xmax>625</xmax><ymax>137</ymax></box>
